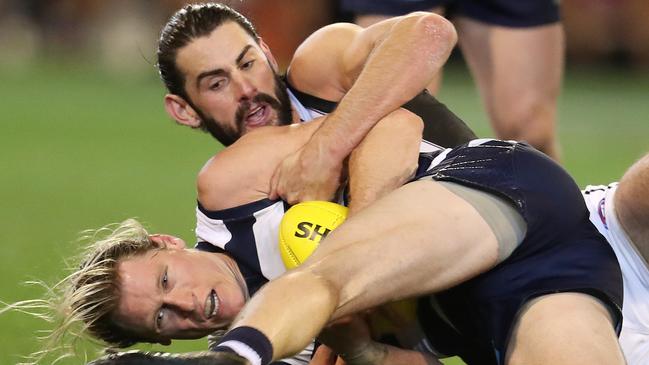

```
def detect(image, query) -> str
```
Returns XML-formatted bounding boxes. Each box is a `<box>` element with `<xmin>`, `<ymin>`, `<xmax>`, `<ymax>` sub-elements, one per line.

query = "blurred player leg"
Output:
<box><xmin>457</xmin><ymin>17</ymin><xmax>564</xmax><ymax>160</ymax></box>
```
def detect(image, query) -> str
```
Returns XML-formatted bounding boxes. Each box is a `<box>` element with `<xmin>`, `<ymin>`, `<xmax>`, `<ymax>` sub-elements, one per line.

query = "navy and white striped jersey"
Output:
<box><xmin>195</xmin><ymin>87</ymin><xmax>444</xmax><ymax>364</ymax></box>
<box><xmin>195</xmin><ymin>199</ymin><xmax>314</xmax><ymax>365</ymax></box>
<box><xmin>195</xmin><ymin>90</ymin><xmax>446</xmax><ymax>294</ymax></box>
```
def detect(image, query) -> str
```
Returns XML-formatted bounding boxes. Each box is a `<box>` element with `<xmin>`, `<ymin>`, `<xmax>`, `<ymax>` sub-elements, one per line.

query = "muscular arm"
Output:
<box><xmin>198</xmin><ymin>109</ymin><xmax>423</xmax><ymax>212</ymax></box>
<box><xmin>290</xmin><ymin>13</ymin><xmax>457</xmax><ymax>150</ymax></box>
<box><xmin>197</xmin><ymin>119</ymin><xmax>324</xmax><ymax>211</ymax></box>
<box><xmin>303</xmin><ymin>13</ymin><xmax>456</xmax><ymax>158</ymax></box>
<box><xmin>347</xmin><ymin>108</ymin><xmax>422</xmax><ymax>214</ymax></box>
<box><xmin>274</xmin><ymin>13</ymin><xmax>458</xmax><ymax>203</ymax></box>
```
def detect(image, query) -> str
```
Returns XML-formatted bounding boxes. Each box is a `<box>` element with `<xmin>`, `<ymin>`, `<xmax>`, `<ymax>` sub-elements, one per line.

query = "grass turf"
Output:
<box><xmin>0</xmin><ymin>62</ymin><xmax>647</xmax><ymax>364</ymax></box>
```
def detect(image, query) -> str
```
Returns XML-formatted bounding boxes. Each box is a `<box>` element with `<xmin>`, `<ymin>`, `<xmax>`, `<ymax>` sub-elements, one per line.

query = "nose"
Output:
<box><xmin>166</xmin><ymin>288</ymin><xmax>197</xmax><ymax>314</ymax></box>
<box><xmin>234</xmin><ymin>73</ymin><xmax>257</xmax><ymax>100</ymax></box>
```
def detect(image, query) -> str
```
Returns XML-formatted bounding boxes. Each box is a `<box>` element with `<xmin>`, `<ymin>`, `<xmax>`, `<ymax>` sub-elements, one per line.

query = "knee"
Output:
<box><xmin>285</xmin><ymin>268</ymin><xmax>340</xmax><ymax>313</ymax></box>
<box><xmin>490</xmin><ymin>95</ymin><xmax>558</xmax><ymax>154</ymax></box>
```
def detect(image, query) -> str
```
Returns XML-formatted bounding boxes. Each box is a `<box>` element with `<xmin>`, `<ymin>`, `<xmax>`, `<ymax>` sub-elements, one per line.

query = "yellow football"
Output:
<box><xmin>279</xmin><ymin>201</ymin><xmax>348</xmax><ymax>269</ymax></box>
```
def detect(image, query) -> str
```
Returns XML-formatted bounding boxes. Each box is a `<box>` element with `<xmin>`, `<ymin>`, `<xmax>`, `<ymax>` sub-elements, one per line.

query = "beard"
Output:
<box><xmin>196</xmin><ymin>72</ymin><xmax>292</xmax><ymax>146</ymax></box>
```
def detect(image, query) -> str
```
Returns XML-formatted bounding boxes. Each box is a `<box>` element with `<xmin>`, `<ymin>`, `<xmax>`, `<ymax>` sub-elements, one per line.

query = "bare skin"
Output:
<box><xmin>161</xmin><ymin>9</ymin><xmax>457</xmax><ymax>204</ymax></box>
<box><xmin>273</xmin><ymin>13</ymin><xmax>458</xmax><ymax>203</ymax></box>
<box><xmin>194</xmin><ymin>108</ymin><xmax>623</xmax><ymax>365</ymax></box>
<box><xmin>615</xmin><ymin>152</ymin><xmax>649</xmax><ymax>263</ymax></box>
<box><xmin>354</xmin><ymin>12</ymin><xmax>563</xmax><ymax>161</ymax></box>
<box><xmin>457</xmin><ymin>19</ymin><xmax>563</xmax><ymax>161</ymax></box>
<box><xmin>227</xmin><ymin>177</ymin><xmax>624</xmax><ymax>365</ymax></box>
<box><xmin>198</xmin><ymin>108</ymin><xmax>424</xmax><ymax>216</ymax></box>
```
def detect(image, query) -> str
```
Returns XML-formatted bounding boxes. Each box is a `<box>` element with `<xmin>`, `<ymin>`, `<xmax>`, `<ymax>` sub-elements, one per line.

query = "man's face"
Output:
<box><xmin>113</xmin><ymin>243</ymin><xmax>246</xmax><ymax>343</ymax></box>
<box><xmin>175</xmin><ymin>21</ymin><xmax>292</xmax><ymax>144</ymax></box>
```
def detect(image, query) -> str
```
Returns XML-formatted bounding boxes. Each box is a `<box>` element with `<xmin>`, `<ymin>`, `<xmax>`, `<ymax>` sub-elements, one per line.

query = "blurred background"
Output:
<box><xmin>0</xmin><ymin>0</ymin><xmax>647</xmax><ymax>364</ymax></box>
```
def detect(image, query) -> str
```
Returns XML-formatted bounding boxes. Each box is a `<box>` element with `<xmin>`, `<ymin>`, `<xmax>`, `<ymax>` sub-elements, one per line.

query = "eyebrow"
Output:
<box><xmin>195</xmin><ymin>44</ymin><xmax>255</xmax><ymax>88</ymax></box>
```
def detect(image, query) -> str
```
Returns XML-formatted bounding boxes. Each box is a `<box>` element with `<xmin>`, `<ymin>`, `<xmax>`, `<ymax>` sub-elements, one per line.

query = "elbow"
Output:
<box><xmin>401</xmin><ymin>12</ymin><xmax>458</xmax><ymax>57</ymax></box>
<box><xmin>394</xmin><ymin>108</ymin><xmax>424</xmax><ymax>139</ymax></box>
<box><xmin>420</xmin><ymin>13</ymin><xmax>457</xmax><ymax>52</ymax></box>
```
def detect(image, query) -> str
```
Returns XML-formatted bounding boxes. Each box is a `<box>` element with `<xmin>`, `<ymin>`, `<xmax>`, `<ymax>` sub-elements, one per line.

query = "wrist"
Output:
<box><xmin>303</xmin><ymin>132</ymin><xmax>348</xmax><ymax>167</ymax></box>
<box><xmin>312</xmin><ymin>112</ymin><xmax>364</xmax><ymax>161</ymax></box>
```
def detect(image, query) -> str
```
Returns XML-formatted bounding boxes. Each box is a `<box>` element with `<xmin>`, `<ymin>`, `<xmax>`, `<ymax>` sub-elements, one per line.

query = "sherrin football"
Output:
<box><xmin>279</xmin><ymin>201</ymin><xmax>348</xmax><ymax>269</ymax></box>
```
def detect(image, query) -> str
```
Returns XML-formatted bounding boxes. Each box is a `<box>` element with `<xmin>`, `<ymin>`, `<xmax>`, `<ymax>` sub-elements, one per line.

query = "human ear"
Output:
<box><xmin>164</xmin><ymin>94</ymin><xmax>202</xmax><ymax>128</ymax></box>
<box><xmin>149</xmin><ymin>234</ymin><xmax>187</xmax><ymax>250</ymax></box>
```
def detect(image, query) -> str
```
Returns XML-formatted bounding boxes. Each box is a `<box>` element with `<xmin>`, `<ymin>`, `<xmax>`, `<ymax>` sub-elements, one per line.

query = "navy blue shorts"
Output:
<box><xmin>413</xmin><ymin>140</ymin><xmax>623</xmax><ymax>365</ymax></box>
<box><xmin>340</xmin><ymin>0</ymin><xmax>560</xmax><ymax>27</ymax></box>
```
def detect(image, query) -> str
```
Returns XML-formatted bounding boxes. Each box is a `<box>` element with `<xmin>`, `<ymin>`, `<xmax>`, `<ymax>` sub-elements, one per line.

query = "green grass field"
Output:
<box><xmin>0</xmin><ymin>62</ymin><xmax>647</xmax><ymax>364</ymax></box>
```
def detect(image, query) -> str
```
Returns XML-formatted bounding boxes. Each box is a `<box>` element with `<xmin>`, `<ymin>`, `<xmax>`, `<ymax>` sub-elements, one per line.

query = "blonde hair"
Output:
<box><xmin>2</xmin><ymin>219</ymin><xmax>159</xmax><ymax>364</ymax></box>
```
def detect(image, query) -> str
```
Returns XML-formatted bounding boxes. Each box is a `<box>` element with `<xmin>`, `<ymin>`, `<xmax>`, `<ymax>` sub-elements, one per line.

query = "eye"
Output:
<box><xmin>209</xmin><ymin>80</ymin><xmax>225</xmax><ymax>91</ymax></box>
<box><xmin>156</xmin><ymin>309</ymin><xmax>165</xmax><ymax>330</ymax></box>
<box><xmin>241</xmin><ymin>60</ymin><xmax>255</xmax><ymax>70</ymax></box>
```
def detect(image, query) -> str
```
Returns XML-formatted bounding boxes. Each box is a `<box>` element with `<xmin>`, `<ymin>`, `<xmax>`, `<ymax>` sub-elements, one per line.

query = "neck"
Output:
<box><xmin>217</xmin><ymin>253</ymin><xmax>250</xmax><ymax>301</ymax></box>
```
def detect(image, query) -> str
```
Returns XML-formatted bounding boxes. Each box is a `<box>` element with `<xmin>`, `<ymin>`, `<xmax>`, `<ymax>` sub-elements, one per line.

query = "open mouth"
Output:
<box><xmin>244</xmin><ymin>104</ymin><xmax>269</xmax><ymax>127</ymax></box>
<box><xmin>205</xmin><ymin>289</ymin><xmax>219</xmax><ymax>319</ymax></box>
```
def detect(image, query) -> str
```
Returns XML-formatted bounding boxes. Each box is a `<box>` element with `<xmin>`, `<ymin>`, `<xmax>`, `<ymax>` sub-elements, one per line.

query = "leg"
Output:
<box><xmin>505</xmin><ymin>292</ymin><xmax>625</xmax><ymax>365</ymax></box>
<box><xmin>233</xmin><ymin>180</ymin><xmax>501</xmax><ymax>359</ymax></box>
<box><xmin>456</xmin><ymin>18</ymin><xmax>564</xmax><ymax>160</ymax></box>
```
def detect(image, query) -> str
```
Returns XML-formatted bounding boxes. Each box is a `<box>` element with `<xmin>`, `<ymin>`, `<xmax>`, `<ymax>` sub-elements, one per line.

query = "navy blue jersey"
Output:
<box><xmin>340</xmin><ymin>0</ymin><xmax>560</xmax><ymax>28</ymax></box>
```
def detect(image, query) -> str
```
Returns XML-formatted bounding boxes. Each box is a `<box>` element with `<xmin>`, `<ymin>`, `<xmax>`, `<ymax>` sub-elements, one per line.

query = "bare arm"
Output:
<box><xmin>301</xmin><ymin>13</ymin><xmax>456</xmax><ymax>157</ymax></box>
<box><xmin>346</xmin><ymin>108</ymin><xmax>422</xmax><ymax>214</ymax></box>
<box><xmin>197</xmin><ymin>120</ymin><xmax>324</xmax><ymax>211</ymax></box>
<box><xmin>198</xmin><ymin>109</ymin><xmax>422</xmax><ymax>212</ymax></box>
<box><xmin>274</xmin><ymin>13</ymin><xmax>458</xmax><ymax>203</ymax></box>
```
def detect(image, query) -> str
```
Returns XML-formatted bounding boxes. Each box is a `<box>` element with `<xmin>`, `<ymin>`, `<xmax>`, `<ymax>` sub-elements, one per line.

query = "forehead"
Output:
<box><xmin>114</xmin><ymin>250</ymin><xmax>165</xmax><ymax>337</ymax></box>
<box><xmin>175</xmin><ymin>21</ymin><xmax>260</xmax><ymax>78</ymax></box>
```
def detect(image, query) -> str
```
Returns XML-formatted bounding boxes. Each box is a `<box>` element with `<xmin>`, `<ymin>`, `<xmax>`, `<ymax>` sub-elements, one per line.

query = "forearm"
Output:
<box><xmin>318</xmin><ymin>14</ymin><xmax>457</xmax><ymax>161</ymax></box>
<box><xmin>347</xmin><ymin>109</ymin><xmax>423</xmax><ymax>215</ymax></box>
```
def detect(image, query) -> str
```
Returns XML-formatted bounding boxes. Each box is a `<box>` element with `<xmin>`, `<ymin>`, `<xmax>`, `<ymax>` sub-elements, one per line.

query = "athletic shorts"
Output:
<box><xmin>412</xmin><ymin>140</ymin><xmax>623</xmax><ymax>365</ymax></box>
<box><xmin>340</xmin><ymin>0</ymin><xmax>560</xmax><ymax>27</ymax></box>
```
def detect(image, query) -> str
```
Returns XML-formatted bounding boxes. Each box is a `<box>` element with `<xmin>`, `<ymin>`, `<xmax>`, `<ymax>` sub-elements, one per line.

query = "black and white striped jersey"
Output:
<box><xmin>195</xmin><ymin>86</ymin><xmax>444</xmax><ymax>364</ymax></box>
<box><xmin>194</xmin><ymin>88</ymin><xmax>445</xmax><ymax>294</ymax></box>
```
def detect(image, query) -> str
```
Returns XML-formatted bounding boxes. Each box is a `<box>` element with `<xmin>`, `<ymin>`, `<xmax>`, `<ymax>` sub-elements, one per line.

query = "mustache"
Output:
<box><xmin>235</xmin><ymin>93</ymin><xmax>283</xmax><ymax>126</ymax></box>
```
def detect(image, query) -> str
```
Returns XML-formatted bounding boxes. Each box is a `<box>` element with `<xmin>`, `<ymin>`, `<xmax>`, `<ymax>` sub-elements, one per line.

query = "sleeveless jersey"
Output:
<box><xmin>583</xmin><ymin>184</ymin><xmax>649</xmax><ymax>365</ymax></box>
<box><xmin>196</xmin><ymin>87</ymin><xmax>443</xmax><ymax>363</ymax></box>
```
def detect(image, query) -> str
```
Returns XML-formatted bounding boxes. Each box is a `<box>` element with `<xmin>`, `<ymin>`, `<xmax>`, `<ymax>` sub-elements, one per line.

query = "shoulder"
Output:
<box><xmin>288</xmin><ymin>23</ymin><xmax>362</xmax><ymax>100</ymax></box>
<box><xmin>196</xmin><ymin>129</ymin><xmax>279</xmax><ymax>211</ymax></box>
<box><xmin>197</xmin><ymin>122</ymin><xmax>324</xmax><ymax>210</ymax></box>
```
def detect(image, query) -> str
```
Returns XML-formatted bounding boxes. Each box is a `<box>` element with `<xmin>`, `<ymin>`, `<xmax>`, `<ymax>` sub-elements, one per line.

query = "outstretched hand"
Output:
<box><xmin>269</xmin><ymin>143</ymin><xmax>345</xmax><ymax>205</ymax></box>
<box><xmin>87</xmin><ymin>350</ymin><xmax>249</xmax><ymax>365</ymax></box>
